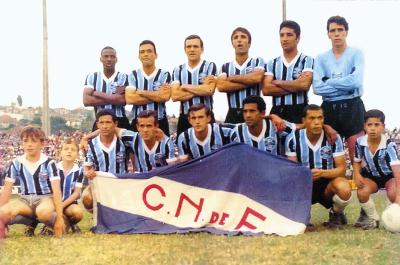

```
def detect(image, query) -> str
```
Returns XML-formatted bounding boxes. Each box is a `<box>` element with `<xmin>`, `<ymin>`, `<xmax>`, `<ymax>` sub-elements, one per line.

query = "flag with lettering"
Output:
<box><xmin>91</xmin><ymin>143</ymin><xmax>312</xmax><ymax>236</ymax></box>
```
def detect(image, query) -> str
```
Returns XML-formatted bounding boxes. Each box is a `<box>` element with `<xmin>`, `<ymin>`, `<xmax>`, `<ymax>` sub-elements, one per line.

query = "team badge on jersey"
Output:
<box><xmin>39</xmin><ymin>170</ymin><xmax>49</xmax><ymax>180</ymax></box>
<box><xmin>116</xmin><ymin>151</ymin><xmax>126</xmax><ymax>163</ymax></box>
<box><xmin>152</xmin><ymin>81</ymin><xmax>162</xmax><ymax>90</ymax></box>
<box><xmin>245</xmin><ymin>66</ymin><xmax>253</xmax><ymax>74</ymax></box>
<box><xmin>198</xmin><ymin>73</ymin><xmax>207</xmax><ymax>84</ymax></box>
<box><xmin>264</xmin><ymin>137</ymin><xmax>277</xmax><ymax>151</ymax></box>
<box><xmin>292</xmin><ymin>67</ymin><xmax>302</xmax><ymax>79</ymax></box>
<box><xmin>320</xmin><ymin>146</ymin><xmax>333</xmax><ymax>159</ymax></box>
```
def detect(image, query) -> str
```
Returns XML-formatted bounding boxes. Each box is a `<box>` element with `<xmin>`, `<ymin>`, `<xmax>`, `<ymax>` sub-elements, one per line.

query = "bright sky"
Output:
<box><xmin>1</xmin><ymin>0</ymin><xmax>399</xmax><ymax>128</ymax></box>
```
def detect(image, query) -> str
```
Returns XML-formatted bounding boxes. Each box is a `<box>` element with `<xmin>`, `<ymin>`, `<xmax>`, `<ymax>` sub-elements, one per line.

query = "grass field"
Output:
<box><xmin>1</xmin><ymin>191</ymin><xmax>399</xmax><ymax>265</ymax></box>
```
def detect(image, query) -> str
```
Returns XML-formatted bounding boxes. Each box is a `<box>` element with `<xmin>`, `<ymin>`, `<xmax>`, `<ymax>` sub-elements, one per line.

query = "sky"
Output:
<box><xmin>1</xmin><ymin>0</ymin><xmax>399</xmax><ymax>128</ymax></box>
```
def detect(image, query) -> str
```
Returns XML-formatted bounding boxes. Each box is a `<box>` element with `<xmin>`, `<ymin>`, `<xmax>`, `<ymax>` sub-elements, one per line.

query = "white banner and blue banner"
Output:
<box><xmin>92</xmin><ymin>143</ymin><xmax>312</xmax><ymax>236</ymax></box>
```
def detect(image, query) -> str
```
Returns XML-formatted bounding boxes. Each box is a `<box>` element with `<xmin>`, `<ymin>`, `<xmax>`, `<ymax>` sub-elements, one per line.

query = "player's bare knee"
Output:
<box><xmin>333</xmin><ymin>178</ymin><xmax>352</xmax><ymax>200</ymax></box>
<box><xmin>71</xmin><ymin>207</ymin><xmax>83</xmax><ymax>221</ymax></box>
<box><xmin>35</xmin><ymin>208</ymin><xmax>54</xmax><ymax>223</ymax></box>
<box><xmin>82</xmin><ymin>195</ymin><xmax>93</xmax><ymax>210</ymax></box>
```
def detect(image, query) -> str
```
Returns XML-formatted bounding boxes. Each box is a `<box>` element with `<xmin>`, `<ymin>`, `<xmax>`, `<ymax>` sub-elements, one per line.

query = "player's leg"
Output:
<box><xmin>64</xmin><ymin>204</ymin><xmax>83</xmax><ymax>233</ymax></box>
<box><xmin>81</xmin><ymin>186</ymin><xmax>93</xmax><ymax>212</ymax></box>
<box><xmin>0</xmin><ymin>199</ymin><xmax>34</xmax><ymax>238</ymax></box>
<box><xmin>384</xmin><ymin>177</ymin><xmax>397</xmax><ymax>203</ymax></box>
<box><xmin>356</xmin><ymin>177</ymin><xmax>379</xmax><ymax>229</ymax></box>
<box><xmin>324</xmin><ymin>177</ymin><xmax>352</xmax><ymax>227</ymax></box>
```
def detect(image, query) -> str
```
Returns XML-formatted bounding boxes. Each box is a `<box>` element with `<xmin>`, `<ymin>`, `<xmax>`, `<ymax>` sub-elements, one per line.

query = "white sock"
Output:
<box><xmin>332</xmin><ymin>194</ymin><xmax>351</xmax><ymax>213</ymax></box>
<box><xmin>360</xmin><ymin>198</ymin><xmax>380</xmax><ymax>220</ymax></box>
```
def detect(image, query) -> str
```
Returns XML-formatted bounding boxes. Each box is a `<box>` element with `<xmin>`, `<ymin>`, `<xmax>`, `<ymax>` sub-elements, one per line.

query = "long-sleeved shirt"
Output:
<box><xmin>313</xmin><ymin>46</ymin><xmax>364</xmax><ymax>102</ymax></box>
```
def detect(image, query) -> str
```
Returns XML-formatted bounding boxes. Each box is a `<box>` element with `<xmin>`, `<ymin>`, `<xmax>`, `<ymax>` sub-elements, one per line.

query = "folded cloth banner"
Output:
<box><xmin>92</xmin><ymin>143</ymin><xmax>312</xmax><ymax>236</ymax></box>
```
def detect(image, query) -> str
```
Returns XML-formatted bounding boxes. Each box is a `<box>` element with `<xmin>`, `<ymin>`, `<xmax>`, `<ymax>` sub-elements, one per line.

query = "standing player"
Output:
<box><xmin>313</xmin><ymin>16</ymin><xmax>365</xmax><ymax>161</ymax></box>
<box><xmin>0</xmin><ymin>126</ymin><xmax>64</xmax><ymax>238</ymax></box>
<box><xmin>263</xmin><ymin>20</ymin><xmax>314</xmax><ymax>124</ymax></box>
<box><xmin>177</xmin><ymin>104</ymin><xmax>234</xmax><ymax>161</ymax></box>
<box><xmin>81</xmin><ymin>110</ymin><xmax>128</xmax><ymax>212</ymax></box>
<box><xmin>353</xmin><ymin>110</ymin><xmax>400</xmax><ymax>229</ymax></box>
<box><xmin>125</xmin><ymin>40</ymin><xmax>172</xmax><ymax>135</ymax></box>
<box><xmin>233</xmin><ymin>95</ymin><xmax>293</xmax><ymax>156</ymax></box>
<box><xmin>286</xmin><ymin>105</ymin><xmax>352</xmax><ymax>228</ymax></box>
<box><xmin>217</xmin><ymin>27</ymin><xmax>265</xmax><ymax>124</ymax></box>
<box><xmin>83</xmin><ymin>46</ymin><xmax>130</xmax><ymax>130</ymax></box>
<box><xmin>171</xmin><ymin>35</ymin><xmax>218</xmax><ymax>136</ymax></box>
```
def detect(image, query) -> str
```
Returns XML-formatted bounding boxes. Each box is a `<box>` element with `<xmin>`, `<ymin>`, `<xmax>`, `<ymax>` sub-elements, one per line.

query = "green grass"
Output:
<box><xmin>1</xmin><ymin>191</ymin><xmax>399</xmax><ymax>265</ymax></box>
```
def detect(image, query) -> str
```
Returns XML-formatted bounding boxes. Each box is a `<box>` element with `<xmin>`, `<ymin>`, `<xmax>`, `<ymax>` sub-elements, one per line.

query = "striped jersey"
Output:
<box><xmin>219</xmin><ymin>57</ymin><xmax>264</xmax><ymax>109</ymax></box>
<box><xmin>5</xmin><ymin>154</ymin><xmax>59</xmax><ymax>195</ymax></box>
<box><xmin>172</xmin><ymin>60</ymin><xmax>217</xmax><ymax>114</ymax></box>
<box><xmin>177</xmin><ymin>123</ymin><xmax>234</xmax><ymax>159</ymax></box>
<box><xmin>56</xmin><ymin>162</ymin><xmax>84</xmax><ymax>202</ymax></box>
<box><xmin>119</xmin><ymin>129</ymin><xmax>175</xmax><ymax>173</ymax></box>
<box><xmin>86</xmin><ymin>135</ymin><xmax>127</xmax><ymax>174</ymax></box>
<box><xmin>127</xmin><ymin>68</ymin><xmax>171</xmax><ymax>119</ymax></box>
<box><xmin>285</xmin><ymin>129</ymin><xmax>345</xmax><ymax>169</ymax></box>
<box><xmin>354</xmin><ymin>135</ymin><xmax>400</xmax><ymax>178</ymax></box>
<box><xmin>84</xmin><ymin>71</ymin><xmax>128</xmax><ymax>118</ymax></box>
<box><xmin>265</xmin><ymin>53</ymin><xmax>314</xmax><ymax>106</ymax></box>
<box><xmin>232</xmin><ymin>119</ymin><xmax>294</xmax><ymax>155</ymax></box>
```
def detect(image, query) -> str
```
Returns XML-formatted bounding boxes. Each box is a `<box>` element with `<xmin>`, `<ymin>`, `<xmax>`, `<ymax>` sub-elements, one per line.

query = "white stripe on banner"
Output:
<box><xmin>93</xmin><ymin>173</ymin><xmax>306</xmax><ymax>236</ymax></box>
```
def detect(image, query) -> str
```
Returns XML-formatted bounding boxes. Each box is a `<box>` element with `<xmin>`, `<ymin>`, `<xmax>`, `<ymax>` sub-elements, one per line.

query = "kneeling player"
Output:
<box><xmin>353</xmin><ymin>109</ymin><xmax>400</xmax><ymax>229</ymax></box>
<box><xmin>286</xmin><ymin>105</ymin><xmax>352</xmax><ymax>228</ymax></box>
<box><xmin>0</xmin><ymin>126</ymin><xmax>64</xmax><ymax>239</ymax></box>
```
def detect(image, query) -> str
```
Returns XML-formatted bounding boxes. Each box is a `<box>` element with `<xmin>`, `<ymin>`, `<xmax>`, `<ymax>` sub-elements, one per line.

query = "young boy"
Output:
<box><xmin>57</xmin><ymin>137</ymin><xmax>84</xmax><ymax>233</ymax></box>
<box><xmin>353</xmin><ymin>109</ymin><xmax>400</xmax><ymax>229</ymax></box>
<box><xmin>0</xmin><ymin>125</ymin><xmax>64</xmax><ymax>239</ymax></box>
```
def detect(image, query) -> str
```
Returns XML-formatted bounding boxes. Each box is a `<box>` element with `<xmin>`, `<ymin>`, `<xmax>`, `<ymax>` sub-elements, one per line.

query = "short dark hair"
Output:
<box><xmin>364</xmin><ymin>109</ymin><xmax>385</xmax><ymax>124</ymax></box>
<box><xmin>95</xmin><ymin>109</ymin><xmax>117</xmax><ymax>122</ymax></box>
<box><xmin>137</xmin><ymin>110</ymin><xmax>158</xmax><ymax>124</ymax></box>
<box><xmin>327</xmin><ymin>15</ymin><xmax>349</xmax><ymax>32</ymax></box>
<box><xmin>188</xmin><ymin>103</ymin><xmax>211</xmax><ymax>116</ymax></box>
<box><xmin>303</xmin><ymin>104</ymin><xmax>323</xmax><ymax>118</ymax></box>
<box><xmin>62</xmin><ymin>137</ymin><xmax>79</xmax><ymax>152</ymax></box>
<box><xmin>242</xmin><ymin>95</ymin><xmax>266</xmax><ymax>112</ymax></box>
<box><xmin>139</xmin><ymin>40</ymin><xmax>157</xmax><ymax>54</ymax></box>
<box><xmin>280</xmin><ymin>20</ymin><xmax>301</xmax><ymax>38</ymax></box>
<box><xmin>231</xmin><ymin>27</ymin><xmax>252</xmax><ymax>44</ymax></box>
<box><xmin>184</xmin><ymin>35</ymin><xmax>203</xmax><ymax>48</ymax></box>
<box><xmin>101</xmin><ymin>46</ymin><xmax>116</xmax><ymax>55</ymax></box>
<box><xmin>20</xmin><ymin>125</ymin><xmax>46</xmax><ymax>142</ymax></box>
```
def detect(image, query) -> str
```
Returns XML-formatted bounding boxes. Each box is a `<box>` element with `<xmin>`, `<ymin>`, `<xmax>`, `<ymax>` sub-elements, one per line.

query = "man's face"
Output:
<box><xmin>184</xmin><ymin>38</ymin><xmax>203</xmax><ymax>63</ymax></box>
<box><xmin>364</xmin><ymin>117</ymin><xmax>385</xmax><ymax>140</ymax></box>
<box><xmin>328</xmin><ymin>23</ymin><xmax>348</xmax><ymax>47</ymax></box>
<box><xmin>303</xmin><ymin>109</ymin><xmax>324</xmax><ymax>135</ymax></box>
<box><xmin>100</xmin><ymin>48</ymin><xmax>117</xmax><ymax>70</ymax></box>
<box><xmin>232</xmin><ymin>31</ymin><xmax>250</xmax><ymax>55</ymax></box>
<box><xmin>61</xmin><ymin>143</ymin><xmax>79</xmax><ymax>163</ymax></box>
<box><xmin>97</xmin><ymin>115</ymin><xmax>117</xmax><ymax>137</ymax></box>
<box><xmin>21</xmin><ymin>136</ymin><xmax>43</xmax><ymax>157</ymax></box>
<box><xmin>137</xmin><ymin>116</ymin><xmax>157</xmax><ymax>141</ymax></box>
<box><xmin>243</xmin><ymin>103</ymin><xmax>264</xmax><ymax>128</ymax></box>
<box><xmin>280</xmin><ymin>27</ymin><xmax>299</xmax><ymax>53</ymax></box>
<box><xmin>189</xmin><ymin>108</ymin><xmax>211</xmax><ymax>133</ymax></box>
<box><xmin>139</xmin><ymin>44</ymin><xmax>157</xmax><ymax>68</ymax></box>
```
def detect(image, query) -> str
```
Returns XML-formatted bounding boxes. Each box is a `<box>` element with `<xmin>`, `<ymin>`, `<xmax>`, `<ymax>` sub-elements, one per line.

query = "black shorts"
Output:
<box><xmin>225</xmin><ymin>108</ymin><xmax>244</xmax><ymax>124</ymax></box>
<box><xmin>131</xmin><ymin>116</ymin><xmax>170</xmax><ymax>136</ymax></box>
<box><xmin>360</xmin><ymin>168</ymin><xmax>393</xmax><ymax>189</ymax></box>
<box><xmin>92</xmin><ymin>116</ymin><xmax>130</xmax><ymax>132</ymax></box>
<box><xmin>321</xmin><ymin>97</ymin><xmax>365</xmax><ymax>139</ymax></box>
<box><xmin>270</xmin><ymin>104</ymin><xmax>307</xmax><ymax>124</ymax></box>
<box><xmin>312</xmin><ymin>178</ymin><xmax>333</xmax><ymax>209</ymax></box>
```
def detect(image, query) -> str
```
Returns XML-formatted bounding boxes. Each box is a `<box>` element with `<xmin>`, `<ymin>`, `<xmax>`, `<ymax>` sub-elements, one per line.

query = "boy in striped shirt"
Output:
<box><xmin>353</xmin><ymin>109</ymin><xmax>400</xmax><ymax>229</ymax></box>
<box><xmin>0</xmin><ymin>126</ymin><xmax>64</xmax><ymax>238</ymax></box>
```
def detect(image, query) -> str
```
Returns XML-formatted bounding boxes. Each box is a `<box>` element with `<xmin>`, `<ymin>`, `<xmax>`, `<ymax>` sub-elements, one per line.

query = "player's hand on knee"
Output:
<box><xmin>354</xmin><ymin>174</ymin><xmax>365</xmax><ymax>189</ymax></box>
<box><xmin>53</xmin><ymin>216</ymin><xmax>65</xmax><ymax>237</ymax></box>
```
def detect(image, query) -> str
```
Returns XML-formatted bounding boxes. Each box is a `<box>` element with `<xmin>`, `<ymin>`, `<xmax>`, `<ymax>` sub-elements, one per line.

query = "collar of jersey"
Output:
<box><xmin>248</xmin><ymin>119</ymin><xmax>267</xmax><ymax>142</ymax></box>
<box><xmin>96</xmin><ymin>135</ymin><xmax>117</xmax><ymax>153</ymax></box>
<box><xmin>101</xmin><ymin>71</ymin><xmax>118</xmax><ymax>83</ymax></box>
<box><xmin>186</xmin><ymin>60</ymin><xmax>204</xmax><ymax>73</ymax></box>
<box><xmin>139</xmin><ymin>68</ymin><xmax>159</xmax><ymax>79</ymax></box>
<box><xmin>281</xmin><ymin>52</ymin><xmax>301</xmax><ymax>68</ymax></box>
<box><xmin>193</xmin><ymin>124</ymin><xmax>212</xmax><ymax>146</ymax></box>
<box><xmin>142</xmin><ymin>138</ymin><xmax>159</xmax><ymax>154</ymax></box>
<box><xmin>17</xmin><ymin>153</ymin><xmax>49</xmax><ymax>175</ymax></box>
<box><xmin>359</xmin><ymin>134</ymin><xmax>388</xmax><ymax>150</ymax></box>
<box><xmin>233</xmin><ymin>57</ymin><xmax>251</xmax><ymax>71</ymax></box>
<box><xmin>305</xmin><ymin>129</ymin><xmax>325</xmax><ymax>152</ymax></box>
<box><xmin>56</xmin><ymin>161</ymin><xmax>79</xmax><ymax>174</ymax></box>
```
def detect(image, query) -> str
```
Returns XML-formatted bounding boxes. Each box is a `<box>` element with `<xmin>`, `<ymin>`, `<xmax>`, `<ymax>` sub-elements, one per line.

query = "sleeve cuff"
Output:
<box><xmin>353</xmin><ymin>157</ymin><xmax>362</xmax><ymax>162</ymax></box>
<box><xmin>390</xmin><ymin>160</ymin><xmax>400</xmax><ymax>166</ymax></box>
<box><xmin>333</xmin><ymin>151</ymin><xmax>345</xmax><ymax>157</ymax></box>
<box><xmin>286</xmin><ymin>152</ymin><xmax>296</xmax><ymax>157</ymax></box>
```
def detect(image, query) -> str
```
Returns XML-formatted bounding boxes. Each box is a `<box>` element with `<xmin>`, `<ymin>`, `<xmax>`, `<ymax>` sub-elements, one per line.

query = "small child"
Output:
<box><xmin>0</xmin><ymin>125</ymin><xmax>64</xmax><ymax>239</ymax></box>
<box><xmin>353</xmin><ymin>109</ymin><xmax>400</xmax><ymax>229</ymax></box>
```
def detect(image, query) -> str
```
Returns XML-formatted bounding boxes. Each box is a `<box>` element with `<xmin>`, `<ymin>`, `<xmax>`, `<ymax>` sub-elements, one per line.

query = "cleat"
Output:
<box><xmin>354</xmin><ymin>209</ymin><xmax>368</xmax><ymax>227</ymax></box>
<box><xmin>361</xmin><ymin>218</ymin><xmax>379</xmax><ymax>230</ymax></box>
<box><xmin>323</xmin><ymin>208</ymin><xmax>347</xmax><ymax>228</ymax></box>
<box><xmin>70</xmin><ymin>224</ymin><xmax>82</xmax><ymax>233</ymax></box>
<box><xmin>24</xmin><ymin>221</ymin><xmax>38</xmax><ymax>237</ymax></box>
<box><xmin>39</xmin><ymin>225</ymin><xmax>54</xmax><ymax>236</ymax></box>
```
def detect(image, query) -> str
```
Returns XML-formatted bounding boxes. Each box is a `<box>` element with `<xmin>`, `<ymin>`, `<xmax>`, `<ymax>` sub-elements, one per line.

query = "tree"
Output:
<box><xmin>51</xmin><ymin>116</ymin><xmax>74</xmax><ymax>134</ymax></box>
<box><xmin>17</xmin><ymin>95</ymin><xmax>23</xmax><ymax>107</ymax></box>
<box><xmin>32</xmin><ymin>115</ymin><xmax>42</xmax><ymax>126</ymax></box>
